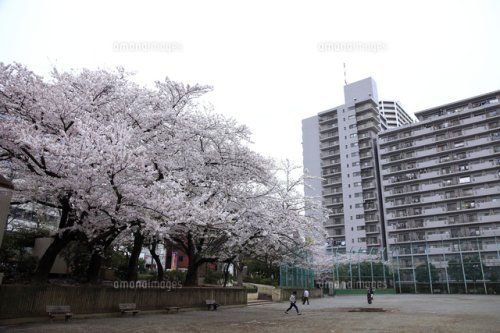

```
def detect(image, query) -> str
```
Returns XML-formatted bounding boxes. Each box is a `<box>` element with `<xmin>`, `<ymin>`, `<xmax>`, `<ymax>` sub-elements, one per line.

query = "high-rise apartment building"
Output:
<box><xmin>378</xmin><ymin>91</ymin><xmax>500</xmax><ymax>278</ymax></box>
<box><xmin>379</xmin><ymin>100</ymin><xmax>414</xmax><ymax>128</ymax></box>
<box><xmin>303</xmin><ymin>78</ymin><xmax>391</xmax><ymax>251</ymax></box>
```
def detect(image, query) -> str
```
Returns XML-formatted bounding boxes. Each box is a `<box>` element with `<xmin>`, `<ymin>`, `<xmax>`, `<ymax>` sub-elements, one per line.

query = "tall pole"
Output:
<box><xmin>458</xmin><ymin>238</ymin><xmax>468</xmax><ymax>293</ymax></box>
<box><xmin>425</xmin><ymin>241</ymin><xmax>433</xmax><ymax>294</ymax></box>
<box><xmin>381</xmin><ymin>247</ymin><xmax>387</xmax><ymax>286</ymax></box>
<box><xmin>357</xmin><ymin>249</ymin><xmax>361</xmax><ymax>288</ymax></box>
<box><xmin>349</xmin><ymin>249</ymin><xmax>353</xmax><ymax>289</ymax></box>
<box><xmin>441</xmin><ymin>236</ymin><xmax>450</xmax><ymax>294</ymax></box>
<box><xmin>495</xmin><ymin>236</ymin><xmax>500</xmax><ymax>259</ymax></box>
<box><xmin>395</xmin><ymin>248</ymin><xmax>402</xmax><ymax>293</ymax></box>
<box><xmin>409</xmin><ymin>239</ymin><xmax>417</xmax><ymax>293</ymax></box>
<box><xmin>476</xmin><ymin>237</ymin><xmax>487</xmax><ymax>294</ymax></box>
<box><xmin>370</xmin><ymin>248</ymin><xmax>375</xmax><ymax>286</ymax></box>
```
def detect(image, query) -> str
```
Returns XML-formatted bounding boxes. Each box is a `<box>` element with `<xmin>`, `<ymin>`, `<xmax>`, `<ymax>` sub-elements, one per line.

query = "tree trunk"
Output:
<box><xmin>149</xmin><ymin>243</ymin><xmax>164</xmax><ymax>282</ymax></box>
<box><xmin>87</xmin><ymin>252</ymin><xmax>103</xmax><ymax>283</ymax></box>
<box><xmin>86</xmin><ymin>225</ymin><xmax>126</xmax><ymax>283</ymax></box>
<box><xmin>126</xmin><ymin>232</ymin><xmax>144</xmax><ymax>281</ymax></box>
<box><xmin>235</xmin><ymin>262</ymin><xmax>244</xmax><ymax>287</ymax></box>
<box><xmin>223</xmin><ymin>262</ymin><xmax>231</xmax><ymax>287</ymax></box>
<box><xmin>32</xmin><ymin>231</ymin><xmax>75</xmax><ymax>283</ymax></box>
<box><xmin>184</xmin><ymin>258</ymin><xmax>200</xmax><ymax>286</ymax></box>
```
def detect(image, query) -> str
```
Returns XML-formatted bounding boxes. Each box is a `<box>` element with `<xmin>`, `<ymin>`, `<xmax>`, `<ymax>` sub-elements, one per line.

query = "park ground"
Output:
<box><xmin>0</xmin><ymin>294</ymin><xmax>499</xmax><ymax>333</ymax></box>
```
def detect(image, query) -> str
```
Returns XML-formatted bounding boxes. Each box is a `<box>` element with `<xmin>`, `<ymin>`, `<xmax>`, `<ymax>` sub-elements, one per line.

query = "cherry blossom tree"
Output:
<box><xmin>0</xmin><ymin>63</ymin><xmax>327</xmax><ymax>286</ymax></box>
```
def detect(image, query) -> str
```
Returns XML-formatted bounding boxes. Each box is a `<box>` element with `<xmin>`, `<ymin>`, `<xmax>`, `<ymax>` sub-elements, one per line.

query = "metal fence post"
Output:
<box><xmin>440</xmin><ymin>236</ymin><xmax>450</xmax><ymax>294</ymax></box>
<box><xmin>458</xmin><ymin>238</ymin><xmax>468</xmax><ymax>294</ymax></box>
<box><xmin>425</xmin><ymin>241</ymin><xmax>433</xmax><ymax>294</ymax></box>
<box><xmin>476</xmin><ymin>237</ymin><xmax>487</xmax><ymax>294</ymax></box>
<box><xmin>409</xmin><ymin>240</ymin><xmax>417</xmax><ymax>293</ymax></box>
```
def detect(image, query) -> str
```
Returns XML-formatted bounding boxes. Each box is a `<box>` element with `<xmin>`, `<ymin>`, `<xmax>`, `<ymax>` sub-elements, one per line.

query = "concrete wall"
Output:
<box><xmin>0</xmin><ymin>285</ymin><xmax>247</xmax><ymax>319</ymax></box>
<box><xmin>272</xmin><ymin>288</ymin><xmax>322</xmax><ymax>302</ymax></box>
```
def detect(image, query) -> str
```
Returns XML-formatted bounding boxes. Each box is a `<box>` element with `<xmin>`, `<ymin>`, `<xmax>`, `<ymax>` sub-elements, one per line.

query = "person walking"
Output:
<box><xmin>302</xmin><ymin>289</ymin><xmax>310</xmax><ymax>305</ymax></box>
<box><xmin>285</xmin><ymin>291</ymin><xmax>301</xmax><ymax>315</ymax></box>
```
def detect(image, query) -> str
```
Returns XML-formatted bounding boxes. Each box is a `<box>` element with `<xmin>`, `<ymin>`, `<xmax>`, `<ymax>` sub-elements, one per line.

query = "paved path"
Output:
<box><xmin>1</xmin><ymin>295</ymin><xmax>499</xmax><ymax>333</ymax></box>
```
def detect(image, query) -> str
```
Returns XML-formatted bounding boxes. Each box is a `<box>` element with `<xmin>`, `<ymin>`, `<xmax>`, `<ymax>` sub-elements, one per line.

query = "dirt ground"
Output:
<box><xmin>1</xmin><ymin>294</ymin><xmax>499</xmax><ymax>333</ymax></box>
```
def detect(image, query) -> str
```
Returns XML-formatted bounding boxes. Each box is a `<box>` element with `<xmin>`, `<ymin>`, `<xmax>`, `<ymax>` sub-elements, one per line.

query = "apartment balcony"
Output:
<box><xmin>362</xmin><ymin>182</ymin><xmax>375</xmax><ymax>190</ymax></box>
<box><xmin>364</xmin><ymin>215</ymin><xmax>379</xmax><ymax>223</ymax></box>
<box><xmin>322</xmin><ymin>189</ymin><xmax>343</xmax><ymax>196</ymax></box>
<box><xmin>320</xmin><ymin>142</ymin><xmax>340</xmax><ymax>151</ymax></box>
<box><xmin>358</xmin><ymin>133</ymin><xmax>373</xmax><ymax>141</ymax></box>
<box><xmin>468</xmin><ymin>147</ymin><xmax>497</xmax><ymax>160</ymax></box>
<box><xmin>363</xmin><ymin>205</ymin><xmax>378</xmax><ymax>212</ymax></box>
<box><xmin>482</xmin><ymin>243</ymin><xmax>500</xmax><ymax>252</ymax></box>
<box><xmin>425</xmin><ymin>207</ymin><xmax>447</xmax><ymax>215</ymax></box>
<box><xmin>330</xmin><ymin>209</ymin><xmax>344</xmax><ymax>216</ymax></box>
<box><xmin>426</xmin><ymin>233</ymin><xmax>449</xmax><ymax>241</ymax></box>
<box><xmin>481</xmin><ymin>229</ymin><xmax>500</xmax><ymax>237</ymax></box>
<box><xmin>479</xmin><ymin>214</ymin><xmax>500</xmax><ymax>223</ymax></box>
<box><xmin>319</xmin><ymin>123</ymin><xmax>339</xmax><ymax>133</ymax></box>
<box><xmin>356</xmin><ymin>104</ymin><xmax>377</xmax><ymax>113</ymax></box>
<box><xmin>319</xmin><ymin>131</ymin><xmax>339</xmax><ymax>140</ymax></box>
<box><xmin>471</xmin><ymin>173</ymin><xmax>500</xmax><ymax>184</ymax></box>
<box><xmin>387</xmin><ymin>237</ymin><xmax>397</xmax><ymax>245</ymax></box>
<box><xmin>322</xmin><ymin>171</ymin><xmax>342</xmax><ymax>179</ymax></box>
<box><xmin>356</xmin><ymin>113</ymin><xmax>379</xmax><ymax>123</ymax></box>
<box><xmin>427</xmin><ymin>247</ymin><xmax>451</xmax><ymax>255</ymax></box>
<box><xmin>365</xmin><ymin>227</ymin><xmax>380</xmax><ymax>235</ymax></box>
<box><xmin>462</xmin><ymin>125</ymin><xmax>489</xmax><ymax>137</ymax></box>
<box><xmin>470</xmin><ymin>160</ymin><xmax>499</xmax><ymax>172</ymax></box>
<box><xmin>359</xmin><ymin>152</ymin><xmax>373</xmax><ymax>160</ymax></box>
<box><xmin>322</xmin><ymin>177</ymin><xmax>342</xmax><ymax>186</ymax></box>
<box><xmin>358</xmin><ymin>142</ymin><xmax>372</xmax><ymax>150</ymax></box>
<box><xmin>424</xmin><ymin>220</ymin><xmax>448</xmax><ymax>228</ymax></box>
<box><xmin>360</xmin><ymin>161</ymin><xmax>374</xmax><ymax>169</ymax></box>
<box><xmin>319</xmin><ymin>114</ymin><xmax>337</xmax><ymax>124</ymax></box>
<box><xmin>320</xmin><ymin>150</ymin><xmax>341</xmax><ymax>159</ymax></box>
<box><xmin>476</xmin><ymin>200</ymin><xmax>500</xmax><ymax>211</ymax></box>
<box><xmin>323</xmin><ymin>200</ymin><xmax>344</xmax><ymax>207</ymax></box>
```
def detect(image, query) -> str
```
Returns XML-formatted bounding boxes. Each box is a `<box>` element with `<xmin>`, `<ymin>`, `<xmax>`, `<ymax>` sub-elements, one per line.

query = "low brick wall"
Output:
<box><xmin>0</xmin><ymin>284</ymin><xmax>247</xmax><ymax>319</ymax></box>
<box><xmin>272</xmin><ymin>288</ymin><xmax>322</xmax><ymax>302</ymax></box>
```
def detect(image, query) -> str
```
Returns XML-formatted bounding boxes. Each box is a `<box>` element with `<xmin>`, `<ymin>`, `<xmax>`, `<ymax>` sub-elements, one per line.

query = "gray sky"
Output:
<box><xmin>1</xmin><ymin>0</ymin><xmax>499</xmax><ymax>166</ymax></box>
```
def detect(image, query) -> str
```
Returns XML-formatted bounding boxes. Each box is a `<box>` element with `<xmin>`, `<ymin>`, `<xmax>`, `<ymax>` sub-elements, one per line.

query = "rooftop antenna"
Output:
<box><xmin>343</xmin><ymin>62</ymin><xmax>348</xmax><ymax>86</ymax></box>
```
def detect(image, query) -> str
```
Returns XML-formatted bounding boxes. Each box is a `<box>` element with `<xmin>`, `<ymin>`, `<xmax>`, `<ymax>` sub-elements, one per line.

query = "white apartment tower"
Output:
<box><xmin>379</xmin><ymin>100</ymin><xmax>414</xmax><ymax>128</ymax></box>
<box><xmin>378</xmin><ymin>90</ymin><xmax>500</xmax><ymax>281</ymax></box>
<box><xmin>303</xmin><ymin>78</ymin><xmax>393</xmax><ymax>251</ymax></box>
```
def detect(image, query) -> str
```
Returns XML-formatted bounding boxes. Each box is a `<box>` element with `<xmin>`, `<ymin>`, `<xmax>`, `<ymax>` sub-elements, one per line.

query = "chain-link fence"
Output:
<box><xmin>391</xmin><ymin>237</ymin><xmax>500</xmax><ymax>294</ymax></box>
<box><xmin>330</xmin><ymin>247</ymin><xmax>395</xmax><ymax>293</ymax></box>
<box><xmin>330</xmin><ymin>238</ymin><xmax>500</xmax><ymax>294</ymax></box>
<box><xmin>279</xmin><ymin>265</ymin><xmax>315</xmax><ymax>289</ymax></box>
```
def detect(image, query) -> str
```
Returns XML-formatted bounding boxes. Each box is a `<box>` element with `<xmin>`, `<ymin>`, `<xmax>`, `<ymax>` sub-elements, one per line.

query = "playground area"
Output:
<box><xmin>1</xmin><ymin>294</ymin><xmax>499</xmax><ymax>333</ymax></box>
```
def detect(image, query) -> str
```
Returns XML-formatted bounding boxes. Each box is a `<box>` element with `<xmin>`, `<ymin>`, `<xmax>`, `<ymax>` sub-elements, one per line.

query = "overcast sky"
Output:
<box><xmin>1</xmin><ymin>0</ymin><xmax>499</xmax><ymax>166</ymax></box>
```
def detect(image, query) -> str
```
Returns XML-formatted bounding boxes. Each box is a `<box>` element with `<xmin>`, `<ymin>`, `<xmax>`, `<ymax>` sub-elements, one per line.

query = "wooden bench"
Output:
<box><xmin>165</xmin><ymin>306</ymin><xmax>181</xmax><ymax>314</ymax></box>
<box><xmin>46</xmin><ymin>305</ymin><xmax>72</xmax><ymax>321</ymax></box>
<box><xmin>119</xmin><ymin>303</ymin><xmax>140</xmax><ymax>315</ymax></box>
<box><xmin>205</xmin><ymin>299</ymin><xmax>219</xmax><ymax>311</ymax></box>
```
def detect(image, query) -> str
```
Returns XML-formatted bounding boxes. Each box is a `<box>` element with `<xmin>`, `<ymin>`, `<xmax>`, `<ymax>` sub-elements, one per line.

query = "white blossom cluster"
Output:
<box><xmin>0</xmin><ymin>63</ymin><xmax>327</xmax><ymax>279</ymax></box>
